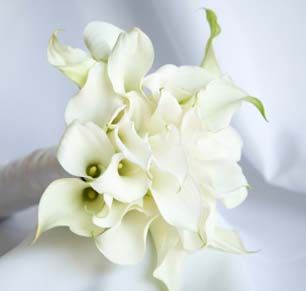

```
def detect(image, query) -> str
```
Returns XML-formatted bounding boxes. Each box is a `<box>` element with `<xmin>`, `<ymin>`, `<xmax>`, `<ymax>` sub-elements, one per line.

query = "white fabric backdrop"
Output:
<box><xmin>0</xmin><ymin>0</ymin><xmax>305</xmax><ymax>290</ymax></box>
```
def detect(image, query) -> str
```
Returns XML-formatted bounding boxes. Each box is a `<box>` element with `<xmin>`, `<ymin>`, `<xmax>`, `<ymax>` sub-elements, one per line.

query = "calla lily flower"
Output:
<box><xmin>57</xmin><ymin>120</ymin><xmax>114</xmax><ymax>179</ymax></box>
<box><xmin>107</xmin><ymin>28</ymin><xmax>154</xmax><ymax>95</ymax></box>
<box><xmin>95</xmin><ymin>196</ymin><xmax>159</xmax><ymax>265</ymax></box>
<box><xmin>47</xmin><ymin>31</ymin><xmax>96</xmax><ymax>87</ymax></box>
<box><xmin>92</xmin><ymin>153</ymin><xmax>149</xmax><ymax>203</ymax></box>
<box><xmin>35</xmin><ymin>178</ymin><xmax>104</xmax><ymax>240</ymax></box>
<box><xmin>65</xmin><ymin>62</ymin><xmax>125</xmax><ymax>129</ymax></box>
<box><xmin>48</xmin><ymin>22</ymin><xmax>123</xmax><ymax>87</ymax></box>
<box><xmin>83</xmin><ymin>21</ymin><xmax>123</xmax><ymax>62</ymax></box>
<box><xmin>150</xmin><ymin>217</ymin><xmax>187</xmax><ymax>291</ymax></box>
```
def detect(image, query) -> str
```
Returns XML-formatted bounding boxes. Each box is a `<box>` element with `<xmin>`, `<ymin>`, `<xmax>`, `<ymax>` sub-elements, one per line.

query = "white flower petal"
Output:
<box><xmin>93</xmin><ymin>199</ymin><xmax>143</xmax><ymax>228</ymax></box>
<box><xmin>178</xmin><ymin>229</ymin><xmax>203</xmax><ymax>251</ymax></box>
<box><xmin>190</xmin><ymin>159</ymin><xmax>248</xmax><ymax>207</ymax></box>
<box><xmin>149</xmin><ymin>126</ymin><xmax>187</xmax><ymax>184</ymax></box>
<box><xmin>95</xmin><ymin>196</ymin><xmax>157</xmax><ymax>265</ymax></box>
<box><xmin>92</xmin><ymin>153</ymin><xmax>149</xmax><ymax>203</ymax></box>
<box><xmin>108</xmin><ymin>28</ymin><xmax>154</xmax><ymax>95</ymax></box>
<box><xmin>143</xmin><ymin>65</ymin><xmax>214</xmax><ymax>102</ymax></box>
<box><xmin>150</xmin><ymin>165</ymin><xmax>202</xmax><ymax>232</ymax></box>
<box><xmin>196</xmin><ymin>127</ymin><xmax>242</xmax><ymax>162</ymax></box>
<box><xmin>113</xmin><ymin>117</ymin><xmax>151</xmax><ymax>169</ymax></box>
<box><xmin>219</xmin><ymin>186</ymin><xmax>248</xmax><ymax>209</ymax></box>
<box><xmin>84</xmin><ymin>21</ymin><xmax>123</xmax><ymax>61</ymax></box>
<box><xmin>65</xmin><ymin>62</ymin><xmax>124</xmax><ymax>129</ymax></box>
<box><xmin>181</xmin><ymin>108</ymin><xmax>242</xmax><ymax>162</ymax></box>
<box><xmin>57</xmin><ymin>121</ymin><xmax>114</xmax><ymax>177</ymax></box>
<box><xmin>147</xmin><ymin>90</ymin><xmax>182</xmax><ymax>134</ymax></box>
<box><xmin>35</xmin><ymin>178</ymin><xmax>103</xmax><ymax>240</ymax></box>
<box><xmin>150</xmin><ymin>217</ymin><xmax>186</xmax><ymax>291</ymax></box>
<box><xmin>210</xmin><ymin>227</ymin><xmax>248</xmax><ymax>254</ymax></box>
<box><xmin>126</xmin><ymin>91</ymin><xmax>153</xmax><ymax>134</ymax></box>
<box><xmin>181</xmin><ymin>108</ymin><xmax>206</xmax><ymax>149</ymax></box>
<box><xmin>47</xmin><ymin>31</ymin><xmax>96</xmax><ymax>87</ymax></box>
<box><xmin>197</xmin><ymin>77</ymin><xmax>246</xmax><ymax>131</ymax></box>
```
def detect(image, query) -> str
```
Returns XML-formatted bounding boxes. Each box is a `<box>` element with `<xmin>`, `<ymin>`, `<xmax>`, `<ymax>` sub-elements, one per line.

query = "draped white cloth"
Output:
<box><xmin>0</xmin><ymin>0</ymin><xmax>305</xmax><ymax>290</ymax></box>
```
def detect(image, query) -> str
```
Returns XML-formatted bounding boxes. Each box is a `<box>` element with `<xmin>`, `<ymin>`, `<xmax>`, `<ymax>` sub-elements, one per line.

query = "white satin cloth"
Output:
<box><xmin>0</xmin><ymin>0</ymin><xmax>305</xmax><ymax>290</ymax></box>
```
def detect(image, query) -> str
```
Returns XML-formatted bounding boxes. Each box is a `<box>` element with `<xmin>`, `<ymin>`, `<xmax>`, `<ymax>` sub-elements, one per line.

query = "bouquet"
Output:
<box><xmin>34</xmin><ymin>9</ymin><xmax>266</xmax><ymax>291</ymax></box>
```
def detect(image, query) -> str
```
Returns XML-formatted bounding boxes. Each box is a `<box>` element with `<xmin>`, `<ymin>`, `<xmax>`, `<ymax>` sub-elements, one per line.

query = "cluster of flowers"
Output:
<box><xmin>35</xmin><ymin>9</ymin><xmax>266</xmax><ymax>291</ymax></box>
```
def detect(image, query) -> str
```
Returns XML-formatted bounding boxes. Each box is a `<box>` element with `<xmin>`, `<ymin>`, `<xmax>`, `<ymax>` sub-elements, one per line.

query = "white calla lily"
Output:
<box><xmin>57</xmin><ymin>121</ymin><xmax>114</xmax><ymax>178</ymax></box>
<box><xmin>65</xmin><ymin>62</ymin><xmax>125</xmax><ymax>129</ymax></box>
<box><xmin>113</xmin><ymin>117</ymin><xmax>151</xmax><ymax>169</ymax></box>
<box><xmin>35</xmin><ymin>178</ymin><xmax>104</xmax><ymax>241</ymax></box>
<box><xmin>95</xmin><ymin>196</ymin><xmax>158</xmax><ymax>265</ymax></box>
<box><xmin>84</xmin><ymin>21</ymin><xmax>123</xmax><ymax>62</ymax></box>
<box><xmin>150</xmin><ymin>217</ymin><xmax>187</xmax><ymax>291</ymax></box>
<box><xmin>47</xmin><ymin>31</ymin><xmax>96</xmax><ymax>87</ymax></box>
<box><xmin>92</xmin><ymin>153</ymin><xmax>149</xmax><ymax>203</ymax></box>
<box><xmin>108</xmin><ymin>28</ymin><xmax>154</xmax><ymax>95</ymax></box>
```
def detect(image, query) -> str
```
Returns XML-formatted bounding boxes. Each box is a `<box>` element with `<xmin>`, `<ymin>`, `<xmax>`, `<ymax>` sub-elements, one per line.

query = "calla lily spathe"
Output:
<box><xmin>36</xmin><ymin>8</ymin><xmax>267</xmax><ymax>291</ymax></box>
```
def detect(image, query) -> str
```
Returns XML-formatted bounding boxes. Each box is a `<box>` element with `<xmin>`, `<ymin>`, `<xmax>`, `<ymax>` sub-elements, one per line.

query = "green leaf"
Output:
<box><xmin>244</xmin><ymin>96</ymin><xmax>268</xmax><ymax>121</ymax></box>
<box><xmin>200</xmin><ymin>8</ymin><xmax>222</xmax><ymax>77</ymax></box>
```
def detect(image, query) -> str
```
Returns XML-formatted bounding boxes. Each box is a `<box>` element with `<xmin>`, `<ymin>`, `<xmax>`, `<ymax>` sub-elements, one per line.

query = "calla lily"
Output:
<box><xmin>47</xmin><ymin>31</ymin><xmax>96</xmax><ymax>87</ymax></box>
<box><xmin>95</xmin><ymin>196</ymin><xmax>158</xmax><ymax>265</ymax></box>
<box><xmin>65</xmin><ymin>62</ymin><xmax>125</xmax><ymax>129</ymax></box>
<box><xmin>57</xmin><ymin>120</ymin><xmax>114</xmax><ymax>179</ymax></box>
<box><xmin>92</xmin><ymin>153</ymin><xmax>149</xmax><ymax>203</ymax></box>
<box><xmin>199</xmin><ymin>204</ymin><xmax>248</xmax><ymax>253</ymax></box>
<box><xmin>107</xmin><ymin>28</ymin><xmax>154</xmax><ymax>95</ymax></box>
<box><xmin>83</xmin><ymin>21</ymin><xmax>123</xmax><ymax>62</ymax></box>
<box><xmin>48</xmin><ymin>22</ymin><xmax>123</xmax><ymax>87</ymax></box>
<box><xmin>35</xmin><ymin>178</ymin><xmax>104</xmax><ymax>240</ymax></box>
<box><xmin>150</xmin><ymin>217</ymin><xmax>187</xmax><ymax>291</ymax></box>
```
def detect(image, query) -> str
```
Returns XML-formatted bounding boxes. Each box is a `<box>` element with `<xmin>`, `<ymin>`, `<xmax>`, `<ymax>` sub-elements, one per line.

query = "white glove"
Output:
<box><xmin>0</xmin><ymin>147</ymin><xmax>67</xmax><ymax>218</ymax></box>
